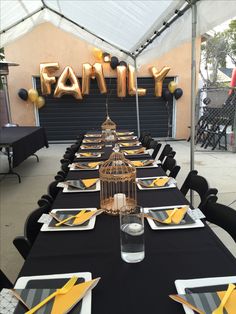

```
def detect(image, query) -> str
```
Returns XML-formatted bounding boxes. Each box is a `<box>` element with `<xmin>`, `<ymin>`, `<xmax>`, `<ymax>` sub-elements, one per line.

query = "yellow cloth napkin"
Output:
<box><xmin>88</xmin><ymin>162</ymin><xmax>100</xmax><ymax>168</ymax></box>
<box><xmin>73</xmin><ymin>210</ymin><xmax>100</xmax><ymax>225</ymax></box>
<box><xmin>120</xmin><ymin>142</ymin><xmax>133</xmax><ymax>147</ymax></box>
<box><xmin>51</xmin><ymin>278</ymin><xmax>100</xmax><ymax>314</ymax></box>
<box><xmin>164</xmin><ymin>207</ymin><xmax>188</xmax><ymax>224</ymax></box>
<box><xmin>170</xmin><ymin>287</ymin><xmax>236</xmax><ymax>314</ymax></box>
<box><xmin>80</xmin><ymin>152</ymin><xmax>96</xmax><ymax>157</ymax></box>
<box><xmin>131</xmin><ymin>161</ymin><xmax>144</xmax><ymax>167</ymax></box>
<box><xmin>82</xmin><ymin>178</ymin><xmax>98</xmax><ymax>188</ymax></box>
<box><xmin>124</xmin><ymin>148</ymin><xmax>145</xmax><ymax>155</ymax></box>
<box><xmin>140</xmin><ymin>177</ymin><xmax>169</xmax><ymax>187</ymax></box>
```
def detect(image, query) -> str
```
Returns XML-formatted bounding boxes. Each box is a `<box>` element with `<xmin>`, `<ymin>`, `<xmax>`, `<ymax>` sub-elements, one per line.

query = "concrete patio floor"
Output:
<box><xmin>0</xmin><ymin>140</ymin><xmax>236</xmax><ymax>283</ymax></box>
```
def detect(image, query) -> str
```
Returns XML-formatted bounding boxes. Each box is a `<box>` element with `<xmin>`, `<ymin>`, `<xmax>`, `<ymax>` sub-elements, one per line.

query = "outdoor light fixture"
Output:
<box><xmin>103</xmin><ymin>52</ymin><xmax>111</xmax><ymax>63</ymax></box>
<box><xmin>0</xmin><ymin>60</ymin><xmax>19</xmax><ymax>124</ymax></box>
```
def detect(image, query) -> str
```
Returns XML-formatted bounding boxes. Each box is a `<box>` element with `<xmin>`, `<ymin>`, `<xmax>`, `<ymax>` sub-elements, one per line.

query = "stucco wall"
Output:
<box><xmin>5</xmin><ymin>22</ymin><xmax>201</xmax><ymax>138</ymax></box>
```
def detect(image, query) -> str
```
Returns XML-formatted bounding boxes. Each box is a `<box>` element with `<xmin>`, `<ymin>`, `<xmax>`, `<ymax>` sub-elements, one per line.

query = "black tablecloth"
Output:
<box><xmin>0</xmin><ymin>127</ymin><xmax>48</xmax><ymax>167</ymax></box>
<box><xmin>18</xmin><ymin>145</ymin><xmax>236</xmax><ymax>314</ymax></box>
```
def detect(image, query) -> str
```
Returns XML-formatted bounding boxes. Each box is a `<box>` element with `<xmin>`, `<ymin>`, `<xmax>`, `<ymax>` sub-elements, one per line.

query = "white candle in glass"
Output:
<box><xmin>113</xmin><ymin>193</ymin><xmax>127</xmax><ymax>211</ymax></box>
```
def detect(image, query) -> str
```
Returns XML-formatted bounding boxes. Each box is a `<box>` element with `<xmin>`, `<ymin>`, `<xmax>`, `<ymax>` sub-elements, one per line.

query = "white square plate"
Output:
<box><xmin>69</xmin><ymin>163</ymin><xmax>99</xmax><ymax>171</ymax></box>
<box><xmin>144</xmin><ymin>206</ymin><xmax>204</xmax><ymax>230</ymax></box>
<box><xmin>175</xmin><ymin>276</ymin><xmax>236</xmax><ymax>314</ymax></box>
<box><xmin>41</xmin><ymin>208</ymin><xmax>97</xmax><ymax>231</ymax></box>
<box><xmin>80</xmin><ymin>145</ymin><xmax>103</xmax><ymax>150</ymax></box>
<box><xmin>136</xmin><ymin>176</ymin><xmax>176</xmax><ymax>190</ymax></box>
<box><xmin>75</xmin><ymin>153</ymin><xmax>102</xmax><ymax>158</ymax></box>
<box><xmin>14</xmin><ymin>272</ymin><xmax>92</xmax><ymax>314</ymax></box>
<box><xmin>63</xmin><ymin>180</ymin><xmax>100</xmax><ymax>193</ymax></box>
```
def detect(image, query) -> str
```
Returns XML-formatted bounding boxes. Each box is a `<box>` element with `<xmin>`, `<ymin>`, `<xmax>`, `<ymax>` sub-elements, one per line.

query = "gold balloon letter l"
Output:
<box><xmin>40</xmin><ymin>62</ymin><xmax>59</xmax><ymax>95</ymax></box>
<box><xmin>150</xmin><ymin>66</ymin><xmax>171</xmax><ymax>97</ymax></box>
<box><xmin>128</xmin><ymin>65</ymin><xmax>146</xmax><ymax>96</ymax></box>
<box><xmin>117</xmin><ymin>65</ymin><xmax>127</xmax><ymax>97</ymax></box>
<box><xmin>54</xmin><ymin>66</ymin><xmax>82</xmax><ymax>99</ymax></box>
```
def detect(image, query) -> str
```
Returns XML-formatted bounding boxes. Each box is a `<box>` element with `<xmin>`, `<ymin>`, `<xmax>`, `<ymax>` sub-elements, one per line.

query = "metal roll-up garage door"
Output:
<box><xmin>35</xmin><ymin>77</ymin><xmax>174</xmax><ymax>141</ymax></box>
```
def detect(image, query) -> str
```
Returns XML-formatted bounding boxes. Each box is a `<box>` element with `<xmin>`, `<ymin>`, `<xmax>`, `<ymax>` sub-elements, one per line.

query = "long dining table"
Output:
<box><xmin>18</xmin><ymin>132</ymin><xmax>236</xmax><ymax>314</ymax></box>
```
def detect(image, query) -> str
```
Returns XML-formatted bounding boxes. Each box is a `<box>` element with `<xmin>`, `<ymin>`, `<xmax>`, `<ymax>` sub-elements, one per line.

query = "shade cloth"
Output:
<box><xmin>1</xmin><ymin>1</ymin><xmax>236</xmax><ymax>65</ymax></box>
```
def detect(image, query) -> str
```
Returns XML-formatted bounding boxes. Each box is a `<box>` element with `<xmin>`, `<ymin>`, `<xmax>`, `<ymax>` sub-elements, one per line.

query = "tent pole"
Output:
<box><xmin>134</xmin><ymin>59</ymin><xmax>141</xmax><ymax>138</ymax></box>
<box><xmin>190</xmin><ymin>1</ymin><xmax>197</xmax><ymax>204</ymax></box>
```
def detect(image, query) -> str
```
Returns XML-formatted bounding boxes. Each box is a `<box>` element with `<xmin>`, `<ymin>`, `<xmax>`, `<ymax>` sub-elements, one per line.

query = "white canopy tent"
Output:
<box><xmin>1</xmin><ymin>1</ymin><xmax>235</xmax><ymax>65</ymax></box>
<box><xmin>1</xmin><ymin>0</ymin><xmax>236</xmax><ymax>177</ymax></box>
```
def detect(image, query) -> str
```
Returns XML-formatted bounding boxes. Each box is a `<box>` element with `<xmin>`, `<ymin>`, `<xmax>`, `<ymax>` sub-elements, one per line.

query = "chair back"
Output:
<box><xmin>142</xmin><ymin>135</ymin><xmax>153</xmax><ymax>148</ymax></box>
<box><xmin>180</xmin><ymin>170</ymin><xmax>218</xmax><ymax>209</ymax></box>
<box><xmin>158</xmin><ymin>144</ymin><xmax>172</xmax><ymax>162</ymax></box>
<box><xmin>204</xmin><ymin>196</ymin><xmax>236</xmax><ymax>242</ymax></box>
<box><xmin>0</xmin><ymin>269</ymin><xmax>13</xmax><ymax>290</ymax></box>
<box><xmin>47</xmin><ymin>180</ymin><xmax>61</xmax><ymax>199</ymax></box>
<box><xmin>162</xmin><ymin>156</ymin><xmax>181</xmax><ymax>179</ymax></box>
<box><xmin>24</xmin><ymin>204</ymin><xmax>50</xmax><ymax>244</ymax></box>
<box><xmin>151</xmin><ymin>143</ymin><xmax>162</xmax><ymax>159</ymax></box>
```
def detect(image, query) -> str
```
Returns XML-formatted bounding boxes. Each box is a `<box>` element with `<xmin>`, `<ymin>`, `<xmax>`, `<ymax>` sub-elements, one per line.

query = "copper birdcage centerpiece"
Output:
<box><xmin>101</xmin><ymin>115</ymin><xmax>117</xmax><ymax>143</ymax></box>
<box><xmin>99</xmin><ymin>151</ymin><xmax>137</xmax><ymax>215</ymax></box>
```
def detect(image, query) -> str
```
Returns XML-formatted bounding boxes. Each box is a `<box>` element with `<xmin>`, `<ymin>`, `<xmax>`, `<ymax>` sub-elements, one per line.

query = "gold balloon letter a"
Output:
<box><xmin>40</xmin><ymin>62</ymin><xmax>59</xmax><ymax>95</ymax></box>
<box><xmin>82</xmin><ymin>63</ymin><xmax>107</xmax><ymax>95</ymax></box>
<box><xmin>150</xmin><ymin>66</ymin><xmax>171</xmax><ymax>97</ymax></box>
<box><xmin>128</xmin><ymin>65</ymin><xmax>146</xmax><ymax>96</ymax></box>
<box><xmin>54</xmin><ymin>66</ymin><xmax>82</xmax><ymax>99</ymax></box>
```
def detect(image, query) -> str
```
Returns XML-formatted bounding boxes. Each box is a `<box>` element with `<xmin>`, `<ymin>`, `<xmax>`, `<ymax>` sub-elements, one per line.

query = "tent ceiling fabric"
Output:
<box><xmin>1</xmin><ymin>0</ymin><xmax>236</xmax><ymax>65</ymax></box>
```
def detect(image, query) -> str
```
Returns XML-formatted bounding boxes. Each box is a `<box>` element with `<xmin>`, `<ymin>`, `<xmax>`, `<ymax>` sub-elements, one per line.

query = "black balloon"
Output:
<box><xmin>162</xmin><ymin>89</ymin><xmax>172</xmax><ymax>101</ymax></box>
<box><xmin>119</xmin><ymin>61</ymin><xmax>127</xmax><ymax>67</ymax></box>
<box><xmin>110</xmin><ymin>56</ymin><xmax>119</xmax><ymax>69</ymax></box>
<box><xmin>174</xmin><ymin>88</ymin><xmax>183</xmax><ymax>100</ymax></box>
<box><xmin>18</xmin><ymin>88</ymin><xmax>28</xmax><ymax>101</ymax></box>
<box><xmin>203</xmin><ymin>97</ymin><xmax>211</xmax><ymax>105</ymax></box>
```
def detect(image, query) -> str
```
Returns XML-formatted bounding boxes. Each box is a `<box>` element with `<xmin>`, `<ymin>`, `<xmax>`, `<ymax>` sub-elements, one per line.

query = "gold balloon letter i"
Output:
<box><xmin>54</xmin><ymin>66</ymin><xmax>82</xmax><ymax>99</ymax></box>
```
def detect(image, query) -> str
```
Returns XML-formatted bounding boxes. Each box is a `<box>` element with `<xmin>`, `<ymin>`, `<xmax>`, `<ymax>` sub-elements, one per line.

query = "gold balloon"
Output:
<box><xmin>93</xmin><ymin>63</ymin><xmax>107</xmax><ymax>94</ymax></box>
<box><xmin>128</xmin><ymin>65</ymin><xmax>146</xmax><ymax>96</ymax></box>
<box><xmin>117</xmin><ymin>65</ymin><xmax>127</xmax><ymax>97</ymax></box>
<box><xmin>28</xmin><ymin>89</ymin><xmax>39</xmax><ymax>102</ymax></box>
<box><xmin>150</xmin><ymin>66</ymin><xmax>171</xmax><ymax>97</ymax></box>
<box><xmin>35</xmin><ymin>96</ymin><xmax>45</xmax><ymax>109</ymax></box>
<box><xmin>168</xmin><ymin>80</ymin><xmax>177</xmax><ymax>94</ymax></box>
<box><xmin>93</xmin><ymin>48</ymin><xmax>103</xmax><ymax>61</ymax></box>
<box><xmin>54</xmin><ymin>66</ymin><xmax>82</xmax><ymax>99</ymax></box>
<box><xmin>82</xmin><ymin>63</ymin><xmax>107</xmax><ymax>94</ymax></box>
<box><xmin>40</xmin><ymin>62</ymin><xmax>59</xmax><ymax>95</ymax></box>
<box><xmin>82</xmin><ymin>63</ymin><xmax>93</xmax><ymax>95</ymax></box>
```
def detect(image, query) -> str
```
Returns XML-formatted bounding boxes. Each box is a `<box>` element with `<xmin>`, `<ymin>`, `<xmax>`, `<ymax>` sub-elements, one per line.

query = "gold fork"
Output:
<box><xmin>25</xmin><ymin>276</ymin><xmax>78</xmax><ymax>314</ymax></box>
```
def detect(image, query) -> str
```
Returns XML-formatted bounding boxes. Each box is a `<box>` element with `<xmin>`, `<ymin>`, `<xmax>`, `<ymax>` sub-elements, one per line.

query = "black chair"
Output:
<box><xmin>203</xmin><ymin>195</ymin><xmax>236</xmax><ymax>242</ymax></box>
<box><xmin>139</xmin><ymin>131</ymin><xmax>151</xmax><ymax>143</ymax></box>
<box><xmin>162</xmin><ymin>156</ymin><xmax>180</xmax><ymax>179</ymax></box>
<box><xmin>61</xmin><ymin>162</ymin><xmax>70</xmax><ymax>173</ymax></box>
<box><xmin>0</xmin><ymin>269</ymin><xmax>13</xmax><ymax>290</ymax></box>
<box><xmin>142</xmin><ymin>135</ymin><xmax>153</xmax><ymax>148</ymax></box>
<box><xmin>151</xmin><ymin>143</ymin><xmax>162</xmax><ymax>159</ymax></box>
<box><xmin>47</xmin><ymin>180</ymin><xmax>61</xmax><ymax>200</ymax></box>
<box><xmin>158</xmin><ymin>144</ymin><xmax>172</xmax><ymax>163</ymax></box>
<box><xmin>37</xmin><ymin>195</ymin><xmax>53</xmax><ymax>207</ymax></box>
<box><xmin>63</xmin><ymin>152</ymin><xmax>74</xmax><ymax>162</ymax></box>
<box><xmin>54</xmin><ymin>170</ymin><xmax>67</xmax><ymax>181</ymax></box>
<box><xmin>13</xmin><ymin>203</ymin><xmax>51</xmax><ymax>259</ymax></box>
<box><xmin>180</xmin><ymin>170</ymin><xmax>218</xmax><ymax>209</ymax></box>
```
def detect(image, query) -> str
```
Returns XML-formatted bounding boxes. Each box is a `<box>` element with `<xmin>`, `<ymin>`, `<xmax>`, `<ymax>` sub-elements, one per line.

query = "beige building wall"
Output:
<box><xmin>5</xmin><ymin>22</ymin><xmax>201</xmax><ymax>138</ymax></box>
